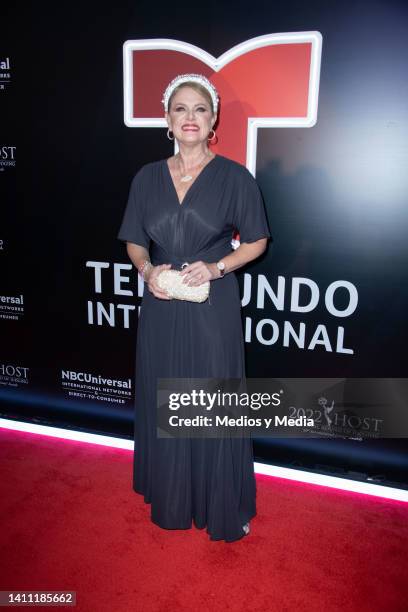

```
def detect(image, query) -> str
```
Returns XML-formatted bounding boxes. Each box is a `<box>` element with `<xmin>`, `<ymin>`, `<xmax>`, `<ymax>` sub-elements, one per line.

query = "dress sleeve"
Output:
<box><xmin>233</xmin><ymin>167</ymin><xmax>271</xmax><ymax>244</ymax></box>
<box><xmin>117</xmin><ymin>168</ymin><xmax>151</xmax><ymax>248</ymax></box>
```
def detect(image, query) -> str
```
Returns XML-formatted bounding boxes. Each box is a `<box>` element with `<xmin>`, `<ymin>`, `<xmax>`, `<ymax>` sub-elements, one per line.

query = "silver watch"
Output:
<box><xmin>216</xmin><ymin>260</ymin><xmax>226</xmax><ymax>277</ymax></box>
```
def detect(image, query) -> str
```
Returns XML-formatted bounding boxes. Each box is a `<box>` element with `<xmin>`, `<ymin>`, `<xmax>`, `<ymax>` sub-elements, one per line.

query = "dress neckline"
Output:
<box><xmin>163</xmin><ymin>154</ymin><xmax>219</xmax><ymax>206</ymax></box>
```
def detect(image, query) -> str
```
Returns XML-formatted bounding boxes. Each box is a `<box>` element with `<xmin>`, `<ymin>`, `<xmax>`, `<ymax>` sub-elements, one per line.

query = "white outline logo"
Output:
<box><xmin>123</xmin><ymin>32</ymin><xmax>323</xmax><ymax>176</ymax></box>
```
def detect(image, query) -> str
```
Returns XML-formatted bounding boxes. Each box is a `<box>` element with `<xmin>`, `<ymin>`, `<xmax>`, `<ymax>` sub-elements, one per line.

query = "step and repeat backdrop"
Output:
<box><xmin>1</xmin><ymin>0</ymin><xmax>408</xmax><ymax>483</ymax></box>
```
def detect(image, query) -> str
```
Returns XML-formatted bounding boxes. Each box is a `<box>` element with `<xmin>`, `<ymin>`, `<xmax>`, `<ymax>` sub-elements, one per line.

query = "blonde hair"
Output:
<box><xmin>168</xmin><ymin>82</ymin><xmax>216</xmax><ymax>115</ymax></box>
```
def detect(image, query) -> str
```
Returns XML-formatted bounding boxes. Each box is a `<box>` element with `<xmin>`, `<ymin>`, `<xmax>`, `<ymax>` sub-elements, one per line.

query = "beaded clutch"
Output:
<box><xmin>156</xmin><ymin>265</ymin><xmax>210</xmax><ymax>303</ymax></box>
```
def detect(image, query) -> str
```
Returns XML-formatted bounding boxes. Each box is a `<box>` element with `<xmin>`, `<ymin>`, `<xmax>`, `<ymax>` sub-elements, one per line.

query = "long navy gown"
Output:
<box><xmin>117</xmin><ymin>154</ymin><xmax>271</xmax><ymax>542</ymax></box>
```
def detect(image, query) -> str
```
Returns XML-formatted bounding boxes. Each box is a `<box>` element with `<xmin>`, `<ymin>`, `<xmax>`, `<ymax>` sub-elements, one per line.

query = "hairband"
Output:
<box><xmin>162</xmin><ymin>73</ymin><xmax>219</xmax><ymax>114</ymax></box>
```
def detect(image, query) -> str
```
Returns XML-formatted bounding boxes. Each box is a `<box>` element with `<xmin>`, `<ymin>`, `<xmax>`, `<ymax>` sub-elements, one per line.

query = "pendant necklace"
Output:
<box><xmin>178</xmin><ymin>153</ymin><xmax>213</xmax><ymax>183</ymax></box>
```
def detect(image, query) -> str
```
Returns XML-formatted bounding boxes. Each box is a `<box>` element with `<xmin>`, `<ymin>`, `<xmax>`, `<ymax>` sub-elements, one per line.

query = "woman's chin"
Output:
<box><xmin>176</xmin><ymin>132</ymin><xmax>205</xmax><ymax>142</ymax></box>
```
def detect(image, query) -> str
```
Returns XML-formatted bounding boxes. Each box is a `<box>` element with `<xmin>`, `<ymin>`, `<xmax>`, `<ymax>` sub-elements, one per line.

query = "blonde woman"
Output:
<box><xmin>118</xmin><ymin>74</ymin><xmax>270</xmax><ymax>542</ymax></box>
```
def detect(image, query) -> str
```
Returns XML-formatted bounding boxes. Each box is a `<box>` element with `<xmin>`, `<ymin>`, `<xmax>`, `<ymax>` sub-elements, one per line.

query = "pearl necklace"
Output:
<box><xmin>178</xmin><ymin>153</ymin><xmax>213</xmax><ymax>182</ymax></box>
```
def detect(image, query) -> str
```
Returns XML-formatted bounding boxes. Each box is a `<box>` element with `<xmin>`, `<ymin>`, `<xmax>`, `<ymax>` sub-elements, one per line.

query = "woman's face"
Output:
<box><xmin>165</xmin><ymin>86</ymin><xmax>216</xmax><ymax>146</ymax></box>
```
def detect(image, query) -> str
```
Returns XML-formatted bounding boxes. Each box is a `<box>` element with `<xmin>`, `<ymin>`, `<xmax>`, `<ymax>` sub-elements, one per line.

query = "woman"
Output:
<box><xmin>117</xmin><ymin>73</ymin><xmax>271</xmax><ymax>542</ymax></box>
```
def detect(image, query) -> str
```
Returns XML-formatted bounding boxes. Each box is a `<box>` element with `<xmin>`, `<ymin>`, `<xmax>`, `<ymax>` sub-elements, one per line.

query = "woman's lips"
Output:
<box><xmin>182</xmin><ymin>126</ymin><xmax>199</xmax><ymax>131</ymax></box>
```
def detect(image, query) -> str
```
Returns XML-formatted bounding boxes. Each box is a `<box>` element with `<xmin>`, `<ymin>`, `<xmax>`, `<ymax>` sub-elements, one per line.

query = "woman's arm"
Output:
<box><xmin>209</xmin><ymin>237</ymin><xmax>268</xmax><ymax>278</ymax></box>
<box><xmin>126</xmin><ymin>242</ymin><xmax>151</xmax><ymax>276</ymax></box>
<box><xmin>125</xmin><ymin>242</ymin><xmax>172</xmax><ymax>299</ymax></box>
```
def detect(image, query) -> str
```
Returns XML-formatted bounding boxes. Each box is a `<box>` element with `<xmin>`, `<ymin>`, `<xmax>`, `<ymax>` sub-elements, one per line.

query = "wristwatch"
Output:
<box><xmin>216</xmin><ymin>260</ymin><xmax>226</xmax><ymax>278</ymax></box>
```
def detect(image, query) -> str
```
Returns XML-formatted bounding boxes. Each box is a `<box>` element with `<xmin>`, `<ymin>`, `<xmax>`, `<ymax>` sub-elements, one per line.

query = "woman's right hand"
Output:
<box><xmin>146</xmin><ymin>263</ymin><xmax>173</xmax><ymax>300</ymax></box>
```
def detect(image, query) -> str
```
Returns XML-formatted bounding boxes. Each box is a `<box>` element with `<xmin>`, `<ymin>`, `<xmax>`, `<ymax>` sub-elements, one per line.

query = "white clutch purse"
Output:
<box><xmin>156</xmin><ymin>263</ymin><xmax>210</xmax><ymax>303</ymax></box>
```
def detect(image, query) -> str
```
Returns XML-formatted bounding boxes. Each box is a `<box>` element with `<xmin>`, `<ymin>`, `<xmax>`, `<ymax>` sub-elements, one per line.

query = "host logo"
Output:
<box><xmin>0</xmin><ymin>364</ymin><xmax>29</xmax><ymax>378</ymax></box>
<box><xmin>0</xmin><ymin>146</ymin><xmax>16</xmax><ymax>160</ymax></box>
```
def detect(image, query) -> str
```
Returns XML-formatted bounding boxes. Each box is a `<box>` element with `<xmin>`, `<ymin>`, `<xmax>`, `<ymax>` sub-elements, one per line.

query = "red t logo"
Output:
<box><xmin>123</xmin><ymin>32</ymin><xmax>322</xmax><ymax>173</ymax></box>
<box><xmin>123</xmin><ymin>33</ymin><xmax>322</xmax><ymax>243</ymax></box>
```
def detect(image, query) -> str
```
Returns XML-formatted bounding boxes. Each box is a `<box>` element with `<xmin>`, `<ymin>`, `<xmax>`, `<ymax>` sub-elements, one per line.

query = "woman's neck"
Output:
<box><xmin>176</xmin><ymin>145</ymin><xmax>213</xmax><ymax>170</ymax></box>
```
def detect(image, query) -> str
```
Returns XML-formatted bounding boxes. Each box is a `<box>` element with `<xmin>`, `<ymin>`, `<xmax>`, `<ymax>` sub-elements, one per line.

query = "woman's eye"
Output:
<box><xmin>174</xmin><ymin>106</ymin><xmax>207</xmax><ymax>112</ymax></box>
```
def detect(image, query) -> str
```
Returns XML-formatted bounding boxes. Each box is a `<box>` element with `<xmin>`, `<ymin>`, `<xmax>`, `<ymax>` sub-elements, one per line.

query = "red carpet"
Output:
<box><xmin>1</xmin><ymin>427</ymin><xmax>407</xmax><ymax>612</ymax></box>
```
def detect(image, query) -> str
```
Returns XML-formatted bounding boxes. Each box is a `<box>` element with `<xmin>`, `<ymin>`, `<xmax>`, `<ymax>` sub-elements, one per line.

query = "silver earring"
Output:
<box><xmin>167</xmin><ymin>128</ymin><xmax>174</xmax><ymax>141</ymax></box>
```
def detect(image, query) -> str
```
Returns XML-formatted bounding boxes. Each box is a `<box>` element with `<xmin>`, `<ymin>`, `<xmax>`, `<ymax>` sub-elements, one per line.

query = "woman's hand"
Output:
<box><xmin>180</xmin><ymin>261</ymin><xmax>220</xmax><ymax>286</ymax></box>
<box><xmin>146</xmin><ymin>263</ymin><xmax>173</xmax><ymax>300</ymax></box>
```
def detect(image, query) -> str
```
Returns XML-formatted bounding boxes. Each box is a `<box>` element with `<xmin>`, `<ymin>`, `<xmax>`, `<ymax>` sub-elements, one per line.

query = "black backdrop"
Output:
<box><xmin>1</xmin><ymin>0</ymin><xmax>408</xmax><ymax>485</ymax></box>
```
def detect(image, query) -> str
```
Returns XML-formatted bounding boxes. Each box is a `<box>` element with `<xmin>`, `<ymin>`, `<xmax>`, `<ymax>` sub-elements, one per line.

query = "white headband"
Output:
<box><xmin>162</xmin><ymin>73</ymin><xmax>219</xmax><ymax>114</ymax></box>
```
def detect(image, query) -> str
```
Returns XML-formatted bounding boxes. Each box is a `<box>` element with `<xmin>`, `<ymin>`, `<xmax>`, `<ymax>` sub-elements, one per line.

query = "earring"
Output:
<box><xmin>167</xmin><ymin>128</ymin><xmax>174</xmax><ymax>141</ymax></box>
<box><xmin>208</xmin><ymin>129</ymin><xmax>217</xmax><ymax>144</ymax></box>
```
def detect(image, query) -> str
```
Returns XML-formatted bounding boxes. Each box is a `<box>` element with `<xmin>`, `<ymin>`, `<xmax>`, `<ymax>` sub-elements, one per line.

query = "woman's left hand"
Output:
<box><xmin>180</xmin><ymin>261</ymin><xmax>219</xmax><ymax>286</ymax></box>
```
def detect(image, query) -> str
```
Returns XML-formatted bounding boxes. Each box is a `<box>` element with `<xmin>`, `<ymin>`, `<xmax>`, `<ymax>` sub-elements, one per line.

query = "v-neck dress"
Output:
<box><xmin>117</xmin><ymin>154</ymin><xmax>271</xmax><ymax>542</ymax></box>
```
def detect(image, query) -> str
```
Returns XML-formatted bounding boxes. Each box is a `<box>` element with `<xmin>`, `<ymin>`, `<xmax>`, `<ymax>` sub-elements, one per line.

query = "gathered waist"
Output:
<box><xmin>150</xmin><ymin>243</ymin><xmax>233</xmax><ymax>269</ymax></box>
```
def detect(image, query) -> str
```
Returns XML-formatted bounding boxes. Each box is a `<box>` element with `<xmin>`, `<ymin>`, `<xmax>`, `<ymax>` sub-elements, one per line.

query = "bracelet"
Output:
<box><xmin>138</xmin><ymin>259</ymin><xmax>153</xmax><ymax>281</ymax></box>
